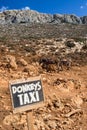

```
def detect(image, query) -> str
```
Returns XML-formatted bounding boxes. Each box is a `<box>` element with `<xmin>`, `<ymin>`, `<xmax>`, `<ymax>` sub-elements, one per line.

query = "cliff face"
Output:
<box><xmin>0</xmin><ymin>9</ymin><xmax>87</xmax><ymax>24</ymax></box>
<box><xmin>81</xmin><ymin>16</ymin><xmax>87</xmax><ymax>24</ymax></box>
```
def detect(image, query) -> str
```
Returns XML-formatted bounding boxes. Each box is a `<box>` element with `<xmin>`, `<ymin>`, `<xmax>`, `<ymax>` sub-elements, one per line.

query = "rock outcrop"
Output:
<box><xmin>63</xmin><ymin>14</ymin><xmax>82</xmax><ymax>24</ymax></box>
<box><xmin>81</xmin><ymin>16</ymin><xmax>87</xmax><ymax>24</ymax></box>
<box><xmin>52</xmin><ymin>14</ymin><xmax>82</xmax><ymax>24</ymax></box>
<box><xmin>0</xmin><ymin>9</ymin><xmax>87</xmax><ymax>24</ymax></box>
<box><xmin>0</xmin><ymin>10</ymin><xmax>53</xmax><ymax>24</ymax></box>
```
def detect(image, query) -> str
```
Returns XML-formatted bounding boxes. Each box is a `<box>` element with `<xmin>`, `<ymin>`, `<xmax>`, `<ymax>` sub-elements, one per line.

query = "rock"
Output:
<box><xmin>26</xmin><ymin>64</ymin><xmax>39</xmax><ymax>76</ymax></box>
<box><xmin>0</xmin><ymin>13</ymin><xmax>5</xmax><ymax>24</ymax></box>
<box><xmin>52</xmin><ymin>14</ymin><xmax>82</xmax><ymax>24</ymax></box>
<box><xmin>66</xmin><ymin>80</ymin><xmax>75</xmax><ymax>90</ymax></box>
<box><xmin>5</xmin><ymin>55</ymin><xmax>17</xmax><ymax>70</ymax></box>
<box><xmin>3</xmin><ymin>114</ymin><xmax>20</xmax><ymax>125</ymax></box>
<box><xmin>3</xmin><ymin>10</ymin><xmax>17</xmax><ymax>24</ymax></box>
<box><xmin>35</xmin><ymin>120</ymin><xmax>45</xmax><ymax>130</ymax></box>
<box><xmin>47</xmin><ymin>120</ymin><xmax>57</xmax><ymax>129</ymax></box>
<box><xmin>10</xmin><ymin>61</ymin><xmax>17</xmax><ymax>70</ymax></box>
<box><xmin>0</xmin><ymin>9</ymin><xmax>87</xmax><ymax>24</ymax></box>
<box><xmin>18</xmin><ymin>58</ymin><xmax>28</xmax><ymax>66</ymax></box>
<box><xmin>71</xmin><ymin>95</ymin><xmax>83</xmax><ymax>108</ymax></box>
<box><xmin>63</xmin><ymin>14</ymin><xmax>82</xmax><ymax>24</ymax></box>
<box><xmin>23</xmin><ymin>66</ymin><xmax>30</xmax><ymax>74</ymax></box>
<box><xmin>65</xmin><ymin>39</ymin><xmax>75</xmax><ymax>48</ymax></box>
<box><xmin>57</xmin><ymin>83</ymin><xmax>70</xmax><ymax>92</ymax></box>
<box><xmin>2</xmin><ymin>10</ymin><xmax>53</xmax><ymax>24</ymax></box>
<box><xmin>81</xmin><ymin>16</ymin><xmax>87</xmax><ymax>24</ymax></box>
<box><xmin>52</xmin><ymin>14</ymin><xmax>63</xmax><ymax>23</ymax></box>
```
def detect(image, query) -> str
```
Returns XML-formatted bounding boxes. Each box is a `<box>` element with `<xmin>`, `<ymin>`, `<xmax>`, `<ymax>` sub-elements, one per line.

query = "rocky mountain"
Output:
<box><xmin>0</xmin><ymin>9</ymin><xmax>87</xmax><ymax>24</ymax></box>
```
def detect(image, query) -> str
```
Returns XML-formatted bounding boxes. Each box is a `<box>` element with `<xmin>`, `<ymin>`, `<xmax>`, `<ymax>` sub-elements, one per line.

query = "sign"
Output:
<box><xmin>9</xmin><ymin>76</ymin><xmax>44</xmax><ymax>113</ymax></box>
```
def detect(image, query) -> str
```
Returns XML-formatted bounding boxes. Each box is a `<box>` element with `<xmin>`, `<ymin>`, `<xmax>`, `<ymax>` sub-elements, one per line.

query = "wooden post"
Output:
<box><xmin>27</xmin><ymin>110</ymin><xmax>34</xmax><ymax>130</ymax></box>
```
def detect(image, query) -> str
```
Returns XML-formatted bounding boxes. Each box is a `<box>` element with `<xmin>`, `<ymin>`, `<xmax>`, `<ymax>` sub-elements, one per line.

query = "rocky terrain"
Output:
<box><xmin>0</xmin><ymin>13</ymin><xmax>87</xmax><ymax>130</ymax></box>
<box><xmin>0</xmin><ymin>9</ymin><xmax>87</xmax><ymax>24</ymax></box>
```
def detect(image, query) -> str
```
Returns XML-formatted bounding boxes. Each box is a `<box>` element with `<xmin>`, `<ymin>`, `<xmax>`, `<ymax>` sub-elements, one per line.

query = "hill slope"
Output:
<box><xmin>0</xmin><ymin>13</ymin><xmax>87</xmax><ymax>130</ymax></box>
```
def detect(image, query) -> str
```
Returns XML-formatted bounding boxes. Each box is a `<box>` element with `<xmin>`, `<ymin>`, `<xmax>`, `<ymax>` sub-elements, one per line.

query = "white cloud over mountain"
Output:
<box><xmin>22</xmin><ymin>6</ymin><xmax>30</xmax><ymax>10</ymax></box>
<box><xmin>0</xmin><ymin>6</ymin><xmax>8</xmax><ymax>12</ymax></box>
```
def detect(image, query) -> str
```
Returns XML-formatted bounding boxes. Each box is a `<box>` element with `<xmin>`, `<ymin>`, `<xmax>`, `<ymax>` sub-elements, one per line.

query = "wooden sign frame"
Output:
<box><xmin>9</xmin><ymin>76</ymin><xmax>44</xmax><ymax>113</ymax></box>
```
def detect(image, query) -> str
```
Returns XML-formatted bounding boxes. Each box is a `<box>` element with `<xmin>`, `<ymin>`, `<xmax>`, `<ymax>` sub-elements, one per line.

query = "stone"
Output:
<box><xmin>52</xmin><ymin>14</ymin><xmax>63</xmax><ymax>23</ymax></box>
<box><xmin>3</xmin><ymin>114</ymin><xmax>20</xmax><ymax>125</ymax></box>
<box><xmin>47</xmin><ymin>120</ymin><xmax>57</xmax><ymax>129</ymax></box>
<box><xmin>18</xmin><ymin>58</ymin><xmax>28</xmax><ymax>66</ymax></box>
<box><xmin>63</xmin><ymin>14</ymin><xmax>82</xmax><ymax>24</ymax></box>
<box><xmin>66</xmin><ymin>80</ymin><xmax>75</xmax><ymax>90</ymax></box>
<box><xmin>0</xmin><ymin>9</ymin><xmax>87</xmax><ymax>24</ymax></box>
<box><xmin>71</xmin><ymin>95</ymin><xmax>83</xmax><ymax>108</ymax></box>
<box><xmin>81</xmin><ymin>16</ymin><xmax>87</xmax><ymax>24</ymax></box>
<box><xmin>6</xmin><ymin>55</ymin><xmax>17</xmax><ymax>70</ymax></box>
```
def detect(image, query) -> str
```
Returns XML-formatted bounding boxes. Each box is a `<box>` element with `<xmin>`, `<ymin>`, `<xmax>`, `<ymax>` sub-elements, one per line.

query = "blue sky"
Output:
<box><xmin>0</xmin><ymin>0</ymin><xmax>87</xmax><ymax>16</ymax></box>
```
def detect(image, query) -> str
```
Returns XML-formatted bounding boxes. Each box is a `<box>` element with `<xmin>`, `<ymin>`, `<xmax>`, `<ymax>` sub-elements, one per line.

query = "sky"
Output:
<box><xmin>0</xmin><ymin>0</ymin><xmax>87</xmax><ymax>16</ymax></box>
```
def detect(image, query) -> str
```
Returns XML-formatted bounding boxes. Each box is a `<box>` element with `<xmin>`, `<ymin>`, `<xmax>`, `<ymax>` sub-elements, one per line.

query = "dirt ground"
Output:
<box><xmin>0</xmin><ymin>24</ymin><xmax>87</xmax><ymax>130</ymax></box>
<box><xmin>0</xmin><ymin>58</ymin><xmax>87</xmax><ymax>130</ymax></box>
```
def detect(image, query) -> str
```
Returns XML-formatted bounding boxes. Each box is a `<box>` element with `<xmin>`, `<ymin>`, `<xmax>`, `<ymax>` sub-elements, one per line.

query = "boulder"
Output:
<box><xmin>6</xmin><ymin>55</ymin><xmax>17</xmax><ymax>70</ymax></box>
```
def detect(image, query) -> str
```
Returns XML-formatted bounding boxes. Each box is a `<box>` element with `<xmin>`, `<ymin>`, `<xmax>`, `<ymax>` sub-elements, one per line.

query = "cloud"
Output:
<box><xmin>22</xmin><ymin>6</ymin><xmax>30</xmax><ymax>10</ymax></box>
<box><xmin>80</xmin><ymin>5</ymin><xmax>84</xmax><ymax>9</ymax></box>
<box><xmin>80</xmin><ymin>2</ymin><xmax>87</xmax><ymax>9</ymax></box>
<box><xmin>0</xmin><ymin>6</ymin><xmax>8</xmax><ymax>12</ymax></box>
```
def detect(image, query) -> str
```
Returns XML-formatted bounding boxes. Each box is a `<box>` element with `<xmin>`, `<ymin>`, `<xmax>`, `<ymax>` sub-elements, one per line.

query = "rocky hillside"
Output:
<box><xmin>0</xmin><ymin>9</ymin><xmax>87</xmax><ymax>24</ymax></box>
<box><xmin>0</xmin><ymin>36</ymin><xmax>87</xmax><ymax>130</ymax></box>
<box><xmin>0</xmin><ymin>10</ymin><xmax>87</xmax><ymax>130</ymax></box>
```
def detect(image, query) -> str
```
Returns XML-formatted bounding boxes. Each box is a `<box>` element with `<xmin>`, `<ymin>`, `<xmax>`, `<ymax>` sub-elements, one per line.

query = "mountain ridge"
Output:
<box><xmin>0</xmin><ymin>9</ymin><xmax>87</xmax><ymax>24</ymax></box>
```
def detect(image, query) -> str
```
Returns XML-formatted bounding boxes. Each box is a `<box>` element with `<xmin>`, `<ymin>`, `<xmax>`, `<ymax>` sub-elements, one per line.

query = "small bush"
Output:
<box><xmin>65</xmin><ymin>40</ymin><xmax>75</xmax><ymax>48</ymax></box>
<box><xmin>82</xmin><ymin>44</ymin><xmax>87</xmax><ymax>50</ymax></box>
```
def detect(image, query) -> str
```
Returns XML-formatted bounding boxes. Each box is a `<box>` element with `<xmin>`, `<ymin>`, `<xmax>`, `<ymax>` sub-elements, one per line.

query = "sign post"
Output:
<box><xmin>9</xmin><ymin>76</ymin><xmax>44</xmax><ymax>130</ymax></box>
<box><xmin>27</xmin><ymin>111</ymin><xmax>34</xmax><ymax>130</ymax></box>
